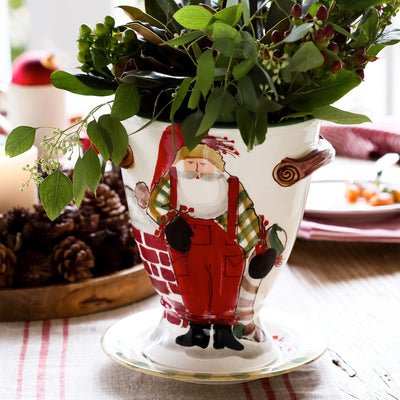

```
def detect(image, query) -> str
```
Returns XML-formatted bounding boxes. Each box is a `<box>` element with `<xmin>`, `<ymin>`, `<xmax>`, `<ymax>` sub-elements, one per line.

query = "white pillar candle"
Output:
<box><xmin>0</xmin><ymin>145</ymin><xmax>39</xmax><ymax>214</ymax></box>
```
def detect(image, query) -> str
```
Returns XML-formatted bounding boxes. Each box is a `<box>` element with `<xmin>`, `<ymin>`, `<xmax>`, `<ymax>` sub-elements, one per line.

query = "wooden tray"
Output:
<box><xmin>0</xmin><ymin>264</ymin><xmax>155</xmax><ymax>321</ymax></box>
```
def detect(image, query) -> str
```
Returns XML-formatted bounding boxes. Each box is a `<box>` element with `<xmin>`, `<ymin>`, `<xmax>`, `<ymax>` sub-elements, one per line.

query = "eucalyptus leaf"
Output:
<box><xmin>181</xmin><ymin>110</ymin><xmax>206</xmax><ymax>150</ymax></box>
<box><xmin>241</xmin><ymin>0</ymin><xmax>250</xmax><ymax>26</ymax></box>
<box><xmin>235</xmin><ymin>107</ymin><xmax>255</xmax><ymax>150</ymax></box>
<box><xmin>5</xmin><ymin>126</ymin><xmax>37</xmax><ymax>157</ymax></box>
<box><xmin>232</xmin><ymin>58</ymin><xmax>256</xmax><ymax>79</ymax></box>
<box><xmin>217</xmin><ymin>90</ymin><xmax>237</xmax><ymax>122</ymax></box>
<box><xmin>98</xmin><ymin>115</ymin><xmax>129</xmax><ymax>165</ymax></box>
<box><xmin>40</xmin><ymin>169</ymin><xmax>73</xmax><ymax>221</ymax></box>
<box><xmin>83</xmin><ymin>146</ymin><xmax>102</xmax><ymax>192</ymax></box>
<box><xmin>213</xmin><ymin>4</ymin><xmax>242</xmax><ymax>26</ymax></box>
<box><xmin>173</xmin><ymin>5</ymin><xmax>213</xmax><ymax>29</ymax></box>
<box><xmin>87</xmin><ymin>119</ymin><xmax>112</xmax><ymax>161</ymax></box>
<box><xmin>312</xmin><ymin>105</ymin><xmax>371</xmax><ymax>124</ymax></box>
<box><xmin>368</xmin><ymin>28</ymin><xmax>400</xmax><ymax>56</ymax></box>
<box><xmin>196</xmin><ymin>87</ymin><xmax>225</xmax><ymax>135</ymax></box>
<box><xmin>188</xmin><ymin>82</ymin><xmax>201</xmax><ymax>109</ymax></box>
<box><xmin>51</xmin><ymin>71</ymin><xmax>115</xmax><ymax>96</ymax></box>
<box><xmin>350</xmin><ymin>7</ymin><xmax>378</xmax><ymax>48</ymax></box>
<box><xmin>72</xmin><ymin>156</ymin><xmax>87</xmax><ymax>208</ymax></box>
<box><xmin>197</xmin><ymin>49</ymin><xmax>215</xmax><ymax>98</ymax></box>
<box><xmin>282</xmin><ymin>23</ymin><xmax>313</xmax><ymax>43</ymax></box>
<box><xmin>170</xmin><ymin>77</ymin><xmax>193</xmax><ymax>119</ymax></box>
<box><xmin>164</xmin><ymin>30</ymin><xmax>204</xmax><ymax>47</ymax></box>
<box><xmin>111</xmin><ymin>83</ymin><xmax>141</xmax><ymax>120</ymax></box>
<box><xmin>287</xmin><ymin>42</ymin><xmax>324</xmax><ymax>72</ymax></box>
<box><xmin>238</xmin><ymin>75</ymin><xmax>258</xmax><ymax>112</ymax></box>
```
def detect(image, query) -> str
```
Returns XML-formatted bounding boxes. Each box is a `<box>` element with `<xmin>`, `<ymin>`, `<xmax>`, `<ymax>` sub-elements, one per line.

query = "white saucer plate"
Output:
<box><xmin>305</xmin><ymin>180</ymin><xmax>400</xmax><ymax>219</ymax></box>
<box><xmin>101</xmin><ymin>308</ymin><xmax>328</xmax><ymax>384</ymax></box>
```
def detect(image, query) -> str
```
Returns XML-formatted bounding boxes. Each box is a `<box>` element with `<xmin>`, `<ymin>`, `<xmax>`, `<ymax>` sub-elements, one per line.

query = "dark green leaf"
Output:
<box><xmin>181</xmin><ymin>110</ymin><xmax>206</xmax><ymax>150</ymax></box>
<box><xmin>170</xmin><ymin>77</ymin><xmax>193</xmax><ymax>120</ymax></box>
<box><xmin>40</xmin><ymin>169</ymin><xmax>73</xmax><ymax>221</ymax></box>
<box><xmin>50</xmin><ymin>71</ymin><xmax>115</xmax><ymax>96</ymax></box>
<box><xmin>368</xmin><ymin>28</ymin><xmax>400</xmax><ymax>55</ymax></box>
<box><xmin>197</xmin><ymin>49</ymin><xmax>215</xmax><ymax>98</ymax></box>
<box><xmin>312</xmin><ymin>105</ymin><xmax>371</xmax><ymax>124</ymax></box>
<box><xmin>5</xmin><ymin>126</ymin><xmax>37</xmax><ymax>157</ymax></box>
<box><xmin>144</xmin><ymin>0</ymin><xmax>180</xmax><ymax>31</ymax></box>
<box><xmin>83</xmin><ymin>146</ymin><xmax>102</xmax><ymax>192</ymax></box>
<box><xmin>98</xmin><ymin>115</ymin><xmax>129</xmax><ymax>165</ymax></box>
<box><xmin>188</xmin><ymin>82</ymin><xmax>201</xmax><ymax>109</ymax></box>
<box><xmin>288</xmin><ymin>69</ymin><xmax>362</xmax><ymax>111</ymax></box>
<box><xmin>232</xmin><ymin>58</ymin><xmax>256</xmax><ymax>79</ymax></box>
<box><xmin>217</xmin><ymin>90</ymin><xmax>238</xmax><ymax>122</ymax></box>
<box><xmin>238</xmin><ymin>75</ymin><xmax>258</xmax><ymax>112</ymax></box>
<box><xmin>111</xmin><ymin>84</ymin><xmax>140</xmax><ymax>121</ymax></box>
<box><xmin>119</xmin><ymin>5</ymin><xmax>165</xmax><ymax>29</ymax></box>
<box><xmin>350</xmin><ymin>7</ymin><xmax>378</xmax><ymax>48</ymax></box>
<box><xmin>269</xmin><ymin>224</ymin><xmax>285</xmax><ymax>255</ymax></box>
<box><xmin>72</xmin><ymin>156</ymin><xmax>87</xmax><ymax>208</ymax></box>
<box><xmin>235</xmin><ymin>107</ymin><xmax>255</xmax><ymax>150</ymax></box>
<box><xmin>287</xmin><ymin>41</ymin><xmax>324</xmax><ymax>72</ymax></box>
<box><xmin>264</xmin><ymin>0</ymin><xmax>294</xmax><ymax>32</ymax></box>
<box><xmin>87</xmin><ymin>120</ymin><xmax>112</xmax><ymax>161</ymax></box>
<box><xmin>195</xmin><ymin>88</ymin><xmax>225</xmax><ymax>135</ymax></box>
<box><xmin>90</xmin><ymin>48</ymin><xmax>111</xmax><ymax>69</ymax></box>
<box><xmin>173</xmin><ymin>5</ymin><xmax>213</xmax><ymax>29</ymax></box>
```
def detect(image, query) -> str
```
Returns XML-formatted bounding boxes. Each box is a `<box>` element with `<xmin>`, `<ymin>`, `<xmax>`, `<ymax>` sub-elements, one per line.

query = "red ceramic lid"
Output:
<box><xmin>11</xmin><ymin>51</ymin><xmax>59</xmax><ymax>86</ymax></box>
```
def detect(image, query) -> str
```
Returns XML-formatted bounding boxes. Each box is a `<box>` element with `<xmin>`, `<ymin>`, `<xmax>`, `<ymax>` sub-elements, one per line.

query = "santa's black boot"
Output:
<box><xmin>213</xmin><ymin>324</ymin><xmax>244</xmax><ymax>351</ymax></box>
<box><xmin>176</xmin><ymin>323</ymin><xmax>210</xmax><ymax>349</ymax></box>
<box><xmin>249</xmin><ymin>248</ymin><xmax>277</xmax><ymax>279</ymax></box>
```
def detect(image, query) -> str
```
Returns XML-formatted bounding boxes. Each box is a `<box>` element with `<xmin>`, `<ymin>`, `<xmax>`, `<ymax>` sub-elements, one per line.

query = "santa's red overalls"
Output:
<box><xmin>168</xmin><ymin>167</ymin><xmax>246</xmax><ymax>325</ymax></box>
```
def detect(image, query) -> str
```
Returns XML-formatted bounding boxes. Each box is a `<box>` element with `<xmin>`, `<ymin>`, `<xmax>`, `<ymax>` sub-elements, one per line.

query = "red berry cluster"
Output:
<box><xmin>154</xmin><ymin>205</ymin><xmax>195</xmax><ymax>237</ymax></box>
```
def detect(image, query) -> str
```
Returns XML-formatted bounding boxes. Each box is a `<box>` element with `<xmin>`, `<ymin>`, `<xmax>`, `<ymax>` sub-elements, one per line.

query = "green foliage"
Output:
<box><xmin>6</xmin><ymin>0</ymin><xmax>400</xmax><ymax>219</ymax></box>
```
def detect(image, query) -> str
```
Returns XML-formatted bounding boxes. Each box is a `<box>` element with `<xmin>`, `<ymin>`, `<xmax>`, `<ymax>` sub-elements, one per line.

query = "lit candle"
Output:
<box><xmin>0</xmin><ymin>145</ymin><xmax>39</xmax><ymax>214</ymax></box>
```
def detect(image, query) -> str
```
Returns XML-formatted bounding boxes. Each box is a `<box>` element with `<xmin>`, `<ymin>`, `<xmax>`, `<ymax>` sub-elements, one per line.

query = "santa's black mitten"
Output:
<box><xmin>165</xmin><ymin>216</ymin><xmax>193</xmax><ymax>253</ymax></box>
<box><xmin>249</xmin><ymin>248</ymin><xmax>277</xmax><ymax>279</ymax></box>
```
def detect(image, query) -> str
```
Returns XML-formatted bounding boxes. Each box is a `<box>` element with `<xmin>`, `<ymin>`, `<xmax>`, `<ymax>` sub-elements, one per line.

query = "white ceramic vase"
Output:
<box><xmin>120</xmin><ymin>116</ymin><xmax>334</xmax><ymax>374</ymax></box>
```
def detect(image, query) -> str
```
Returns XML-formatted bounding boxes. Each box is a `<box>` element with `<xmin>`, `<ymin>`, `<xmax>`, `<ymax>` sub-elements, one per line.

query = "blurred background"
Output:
<box><xmin>0</xmin><ymin>0</ymin><xmax>399</xmax><ymax>120</ymax></box>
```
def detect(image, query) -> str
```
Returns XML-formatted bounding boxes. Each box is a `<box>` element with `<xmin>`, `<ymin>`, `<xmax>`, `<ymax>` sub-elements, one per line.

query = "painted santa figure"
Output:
<box><xmin>135</xmin><ymin>125</ymin><xmax>285</xmax><ymax>351</ymax></box>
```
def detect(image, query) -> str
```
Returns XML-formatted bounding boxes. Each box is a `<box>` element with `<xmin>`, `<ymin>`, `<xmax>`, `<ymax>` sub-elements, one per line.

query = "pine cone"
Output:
<box><xmin>81</xmin><ymin>183</ymin><xmax>126</xmax><ymax>224</ymax></box>
<box><xmin>14</xmin><ymin>249</ymin><xmax>54</xmax><ymax>287</ymax></box>
<box><xmin>102</xmin><ymin>168</ymin><xmax>127</xmax><ymax>207</ymax></box>
<box><xmin>0</xmin><ymin>243</ymin><xmax>16</xmax><ymax>288</ymax></box>
<box><xmin>52</xmin><ymin>236</ymin><xmax>95</xmax><ymax>283</ymax></box>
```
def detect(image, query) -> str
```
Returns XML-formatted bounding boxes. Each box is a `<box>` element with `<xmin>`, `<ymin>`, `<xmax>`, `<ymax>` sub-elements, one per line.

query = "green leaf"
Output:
<box><xmin>170</xmin><ymin>77</ymin><xmax>193</xmax><ymax>120</ymax></box>
<box><xmin>217</xmin><ymin>90</ymin><xmax>238</xmax><ymax>122</ymax></box>
<box><xmin>50</xmin><ymin>71</ymin><xmax>115</xmax><ymax>96</ymax></box>
<box><xmin>288</xmin><ymin>69</ymin><xmax>362</xmax><ymax>111</ymax></box>
<box><xmin>238</xmin><ymin>75</ymin><xmax>258</xmax><ymax>112</ymax></box>
<box><xmin>173</xmin><ymin>5</ymin><xmax>213</xmax><ymax>29</ymax></box>
<box><xmin>338</xmin><ymin>0</ymin><xmax>386</xmax><ymax>10</ymax></box>
<box><xmin>241</xmin><ymin>0</ymin><xmax>250</xmax><ymax>26</ymax></box>
<box><xmin>5</xmin><ymin>126</ymin><xmax>37</xmax><ymax>157</ymax></box>
<box><xmin>181</xmin><ymin>110</ymin><xmax>206</xmax><ymax>150</ymax></box>
<box><xmin>98</xmin><ymin>115</ymin><xmax>129</xmax><ymax>166</ymax></box>
<box><xmin>90</xmin><ymin>48</ymin><xmax>111</xmax><ymax>69</ymax></box>
<box><xmin>40</xmin><ymin>169</ymin><xmax>73</xmax><ymax>221</ymax></box>
<box><xmin>87</xmin><ymin>120</ymin><xmax>112</xmax><ymax>161</ymax></box>
<box><xmin>111</xmin><ymin>83</ymin><xmax>140</xmax><ymax>121</ymax></box>
<box><xmin>350</xmin><ymin>7</ymin><xmax>378</xmax><ymax>48</ymax></box>
<box><xmin>282</xmin><ymin>23</ymin><xmax>313</xmax><ymax>43</ymax></box>
<box><xmin>214</xmin><ymin>4</ymin><xmax>242</xmax><ymax>26</ymax></box>
<box><xmin>188</xmin><ymin>82</ymin><xmax>201</xmax><ymax>109</ymax></box>
<box><xmin>287</xmin><ymin>41</ymin><xmax>324</xmax><ymax>72</ymax></box>
<box><xmin>195</xmin><ymin>87</ymin><xmax>225</xmax><ymax>135</ymax></box>
<box><xmin>72</xmin><ymin>156</ymin><xmax>87</xmax><ymax>208</ymax></box>
<box><xmin>212</xmin><ymin>22</ymin><xmax>241</xmax><ymax>57</ymax></box>
<box><xmin>197</xmin><ymin>49</ymin><xmax>215</xmax><ymax>98</ymax></box>
<box><xmin>164</xmin><ymin>30</ymin><xmax>204</xmax><ymax>47</ymax></box>
<box><xmin>144</xmin><ymin>0</ymin><xmax>180</xmax><ymax>31</ymax></box>
<box><xmin>313</xmin><ymin>105</ymin><xmax>371</xmax><ymax>124</ymax></box>
<box><xmin>368</xmin><ymin>28</ymin><xmax>400</xmax><ymax>56</ymax></box>
<box><xmin>235</xmin><ymin>107</ymin><xmax>255</xmax><ymax>150</ymax></box>
<box><xmin>264</xmin><ymin>0</ymin><xmax>293</xmax><ymax>32</ymax></box>
<box><xmin>83</xmin><ymin>147</ymin><xmax>102</xmax><ymax>192</ymax></box>
<box><xmin>119</xmin><ymin>5</ymin><xmax>165</xmax><ymax>29</ymax></box>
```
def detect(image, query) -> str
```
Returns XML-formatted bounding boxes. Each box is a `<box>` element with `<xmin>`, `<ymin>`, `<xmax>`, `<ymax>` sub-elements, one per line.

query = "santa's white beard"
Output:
<box><xmin>175</xmin><ymin>165</ymin><xmax>229</xmax><ymax>219</ymax></box>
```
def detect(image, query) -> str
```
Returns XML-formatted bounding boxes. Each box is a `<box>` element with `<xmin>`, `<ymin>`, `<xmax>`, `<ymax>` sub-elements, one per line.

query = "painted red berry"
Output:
<box><xmin>331</xmin><ymin>60</ymin><xmax>342</xmax><ymax>73</ymax></box>
<box><xmin>316</xmin><ymin>5</ymin><xmax>328</xmax><ymax>21</ymax></box>
<box><xmin>290</xmin><ymin>3</ymin><xmax>302</xmax><ymax>18</ymax></box>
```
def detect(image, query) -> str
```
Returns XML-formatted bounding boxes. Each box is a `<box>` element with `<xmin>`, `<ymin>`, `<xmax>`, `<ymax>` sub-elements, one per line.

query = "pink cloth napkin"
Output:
<box><xmin>299</xmin><ymin>121</ymin><xmax>400</xmax><ymax>242</ymax></box>
<box><xmin>320</xmin><ymin>121</ymin><xmax>400</xmax><ymax>160</ymax></box>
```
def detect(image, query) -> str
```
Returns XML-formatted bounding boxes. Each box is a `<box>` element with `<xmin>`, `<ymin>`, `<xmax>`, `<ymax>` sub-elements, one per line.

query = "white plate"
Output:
<box><xmin>305</xmin><ymin>180</ymin><xmax>400</xmax><ymax>219</ymax></box>
<box><xmin>101</xmin><ymin>308</ymin><xmax>328</xmax><ymax>384</ymax></box>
